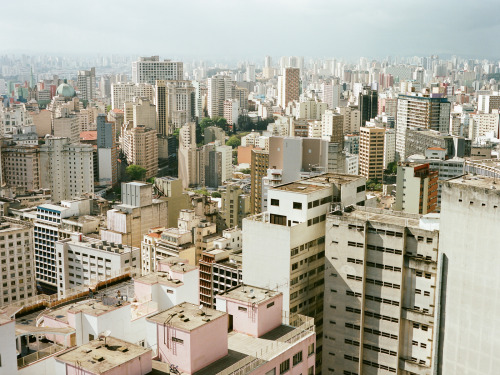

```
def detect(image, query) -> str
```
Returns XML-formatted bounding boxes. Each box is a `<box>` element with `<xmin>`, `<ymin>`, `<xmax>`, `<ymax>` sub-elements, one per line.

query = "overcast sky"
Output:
<box><xmin>2</xmin><ymin>0</ymin><xmax>499</xmax><ymax>61</ymax></box>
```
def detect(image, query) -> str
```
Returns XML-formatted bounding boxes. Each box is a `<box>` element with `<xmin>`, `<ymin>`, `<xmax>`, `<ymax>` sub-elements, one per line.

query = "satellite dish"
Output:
<box><xmin>199</xmin><ymin>305</ymin><xmax>203</xmax><ymax>310</ymax></box>
<box><xmin>103</xmin><ymin>330</ymin><xmax>111</xmax><ymax>337</ymax></box>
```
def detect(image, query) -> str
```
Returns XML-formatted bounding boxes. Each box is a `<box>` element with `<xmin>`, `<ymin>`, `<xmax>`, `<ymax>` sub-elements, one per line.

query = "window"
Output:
<box><xmin>293</xmin><ymin>202</ymin><xmax>302</xmax><ymax>210</ymax></box>
<box><xmin>308</xmin><ymin>366</ymin><xmax>314</xmax><ymax>375</ymax></box>
<box><xmin>267</xmin><ymin>302</ymin><xmax>275</xmax><ymax>308</ymax></box>
<box><xmin>280</xmin><ymin>359</ymin><xmax>290</xmax><ymax>374</ymax></box>
<box><xmin>238</xmin><ymin>306</ymin><xmax>247</xmax><ymax>312</ymax></box>
<box><xmin>266</xmin><ymin>369</ymin><xmax>276</xmax><ymax>375</ymax></box>
<box><xmin>293</xmin><ymin>351</ymin><xmax>303</xmax><ymax>366</ymax></box>
<box><xmin>172</xmin><ymin>337</ymin><xmax>184</xmax><ymax>344</ymax></box>
<box><xmin>271</xmin><ymin>199</ymin><xmax>279</xmax><ymax>206</ymax></box>
<box><xmin>308</xmin><ymin>343</ymin><xmax>315</xmax><ymax>356</ymax></box>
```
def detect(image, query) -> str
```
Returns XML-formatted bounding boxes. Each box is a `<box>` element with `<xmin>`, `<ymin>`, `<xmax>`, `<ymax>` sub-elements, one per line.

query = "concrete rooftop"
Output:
<box><xmin>219</xmin><ymin>285</ymin><xmax>280</xmax><ymax>306</ymax></box>
<box><xmin>147</xmin><ymin>303</ymin><xmax>226</xmax><ymax>331</ymax></box>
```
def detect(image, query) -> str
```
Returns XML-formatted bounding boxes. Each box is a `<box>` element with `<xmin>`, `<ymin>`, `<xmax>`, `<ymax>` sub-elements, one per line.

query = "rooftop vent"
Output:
<box><xmin>92</xmin><ymin>355</ymin><xmax>105</xmax><ymax>362</ymax></box>
<box><xmin>182</xmin><ymin>318</ymin><xmax>190</xmax><ymax>322</ymax></box>
<box><xmin>117</xmin><ymin>346</ymin><xmax>128</xmax><ymax>353</ymax></box>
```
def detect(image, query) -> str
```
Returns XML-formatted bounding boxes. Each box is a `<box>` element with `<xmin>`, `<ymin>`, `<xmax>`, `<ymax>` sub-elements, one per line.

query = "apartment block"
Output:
<box><xmin>132</xmin><ymin>56</ymin><xmax>183</xmax><ymax>84</ymax></box>
<box><xmin>39</xmin><ymin>137</ymin><xmax>94</xmax><ymax>203</ymax></box>
<box><xmin>359</xmin><ymin>126</ymin><xmax>385</xmax><ymax>180</ymax></box>
<box><xmin>438</xmin><ymin>176</ymin><xmax>500</xmax><ymax>375</ymax></box>
<box><xmin>122</xmin><ymin>125</ymin><xmax>158</xmax><ymax>180</ymax></box>
<box><xmin>322</xmin><ymin>110</ymin><xmax>344</xmax><ymax>143</ymax></box>
<box><xmin>55</xmin><ymin>234</ymin><xmax>140</xmax><ymax>297</ymax></box>
<box><xmin>207</xmin><ymin>74</ymin><xmax>233</xmax><ymax>118</ymax></box>
<box><xmin>278</xmin><ymin>67</ymin><xmax>300</xmax><ymax>108</ymax></box>
<box><xmin>0</xmin><ymin>217</ymin><xmax>36</xmax><ymax>306</ymax></box>
<box><xmin>156</xmin><ymin>79</ymin><xmax>195</xmax><ymax>136</ymax></box>
<box><xmin>250</xmin><ymin>149</ymin><xmax>269</xmax><ymax>214</ymax></box>
<box><xmin>1</xmin><ymin>144</ymin><xmax>40</xmax><ymax>191</ymax></box>
<box><xmin>323</xmin><ymin>206</ymin><xmax>440</xmax><ymax>374</ymax></box>
<box><xmin>243</xmin><ymin>173</ymin><xmax>367</xmax><ymax>371</ymax></box>
<box><xmin>76</xmin><ymin>67</ymin><xmax>96</xmax><ymax>102</ymax></box>
<box><xmin>394</xmin><ymin>163</ymin><xmax>439</xmax><ymax>214</ymax></box>
<box><xmin>220</xmin><ymin>183</ymin><xmax>251</xmax><ymax>229</ymax></box>
<box><xmin>111</xmin><ymin>82</ymin><xmax>154</xmax><ymax>110</ymax></box>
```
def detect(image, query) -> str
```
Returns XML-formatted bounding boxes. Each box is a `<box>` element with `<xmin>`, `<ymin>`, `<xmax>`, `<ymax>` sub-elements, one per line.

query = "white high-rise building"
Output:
<box><xmin>156</xmin><ymin>80</ymin><xmax>195</xmax><ymax>135</ymax></box>
<box><xmin>132</xmin><ymin>56</ymin><xmax>183</xmax><ymax>84</ymax></box>
<box><xmin>39</xmin><ymin>137</ymin><xmax>94</xmax><ymax>203</ymax></box>
<box><xmin>111</xmin><ymin>82</ymin><xmax>155</xmax><ymax>110</ymax></box>
<box><xmin>76</xmin><ymin>67</ymin><xmax>96</xmax><ymax>101</ymax></box>
<box><xmin>322</xmin><ymin>80</ymin><xmax>341</xmax><ymax>109</ymax></box>
<box><xmin>324</xmin><ymin>206</ymin><xmax>440</xmax><ymax>374</ymax></box>
<box><xmin>207</xmin><ymin>75</ymin><xmax>233</xmax><ymax>118</ymax></box>
<box><xmin>396</xmin><ymin>95</ymin><xmax>451</xmax><ymax>160</ymax></box>
<box><xmin>438</xmin><ymin>176</ymin><xmax>500</xmax><ymax>375</ymax></box>
<box><xmin>245</xmin><ymin>64</ymin><xmax>256</xmax><ymax>82</ymax></box>
<box><xmin>243</xmin><ymin>173</ymin><xmax>367</xmax><ymax>372</ymax></box>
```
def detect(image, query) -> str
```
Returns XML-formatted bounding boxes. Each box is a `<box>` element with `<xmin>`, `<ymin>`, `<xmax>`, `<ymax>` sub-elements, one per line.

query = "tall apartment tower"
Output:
<box><xmin>156</xmin><ymin>80</ymin><xmax>195</xmax><ymax>136</ymax></box>
<box><xmin>132</xmin><ymin>56</ymin><xmax>183</xmax><ymax>84</ymax></box>
<box><xmin>243</xmin><ymin>173</ymin><xmax>367</xmax><ymax>372</ymax></box>
<box><xmin>322</xmin><ymin>80</ymin><xmax>341</xmax><ymax>109</ymax></box>
<box><xmin>250</xmin><ymin>149</ymin><xmax>269</xmax><ymax>214</ymax></box>
<box><xmin>220</xmin><ymin>183</ymin><xmax>250</xmax><ymax>229</ymax></box>
<box><xmin>359</xmin><ymin>126</ymin><xmax>385</xmax><ymax>180</ymax></box>
<box><xmin>337</xmin><ymin>106</ymin><xmax>361</xmax><ymax>134</ymax></box>
<box><xmin>359</xmin><ymin>86</ymin><xmax>378</xmax><ymax>126</ymax></box>
<box><xmin>111</xmin><ymin>82</ymin><xmax>154</xmax><ymax>110</ymax></box>
<box><xmin>396</xmin><ymin>95</ymin><xmax>451</xmax><ymax>160</ymax></box>
<box><xmin>178</xmin><ymin>122</ymin><xmax>200</xmax><ymax>189</ymax></box>
<box><xmin>207</xmin><ymin>75</ymin><xmax>233</xmax><ymax>118</ymax></box>
<box><xmin>76</xmin><ymin>67</ymin><xmax>96</xmax><ymax>101</ymax></box>
<box><xmin>323</xmin><ymin>206</ymin><xmax>440</xmax><ymax>374</ymax></box>
<box><xmin>1</xmin><ymin>145</ymin><xmax>40</xmax><ymax>191</ymax></box>
<box><xmin>394</xmin><ymin>162</ymin><xmax>438</xmax><ymax>214</ymax></box>
<box><xmin>278</xmin><ymin>68</ymin><xmax>300</xmax><ymax>108</ymax></box>
<box><xmin>321</xmin><ymin>110</ymin><xmax>344</xmax><ymax>143</ymax></box>
<box><xmin>122</xmin><ymin>125</ymin><xmax>158</xmax><ymax>180</ymax></box>
<box><xmin>438</xmin><ymin>176</ymin><xmax>500</xmax><ymax>375</ymax></box>
<box><xmin>0</xmin><ymin>218</ymin><xmax>36</xmax><ymax>306</ymax></box>
<box><xmin>39</xmin><ymin>137</ymin><xmax>94</xmax><ymax>202</ymax></box>
<box><xmin>96</xmin><ymin>114</ymin><xmax>117</xmax><ymax>186</ymax></box>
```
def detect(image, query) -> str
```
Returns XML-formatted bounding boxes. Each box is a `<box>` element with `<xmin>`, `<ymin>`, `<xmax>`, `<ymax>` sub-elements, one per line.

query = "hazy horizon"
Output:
<box><xmin>2</xmin><ymin>0</ymin><xmax>500</xmax><ymax>61</ymax></box>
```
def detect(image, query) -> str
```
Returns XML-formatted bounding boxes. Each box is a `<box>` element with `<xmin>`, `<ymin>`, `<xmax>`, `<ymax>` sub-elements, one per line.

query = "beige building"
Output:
<box><xmin>1</xmin><ymin>144</ymin><xmax>40</xmax><ymax>191</ymax></box>
<box><xmin>154</xmin><ymin>177</ymin><xmax>191</xmax><ymax>228</ymax></box>
<box><xmin>0</xmin><ymin>217</ymin><xmax>36</xmax><ymax>306</ymax></box>
<box><xmin>324</xmin><ymin>206</ymin><xmax>439</xmax><ymax>374</ymax></box>
<box><xmin>39</xmin><ymin>137</ymin><xmax>94</xmax><ymax>203</ymax></box>
<box><xmin>223</xmin><ymin>99</ymin><xmax>239</xmax><ymax>128</ymax></box>
<box><xmin>220</xmin><ymin>183</ymin><xmax>251</xmax><ymax>229</ymax></box>
<box><xmin>122</xmin><ymin>125</ymin><xmax>158</xmax><ymax>180</ymax></box>
<box><xmin>156</xmin><ymin>80</ymin><xmax>195</xmax><ymax>135</ymax></box>
<box><xmin>208</xmin><ymin>75</ymin><xmax>233</xmax><ymax>118</ymax></box>
<box><xmin>178</xmin><ymin>122</ymin><xmax>201</xmax><ymax>189</ymax></box>
<box><xmin>321</xmin><ymin>110</ymin><xmax>344</xmax><ymax>143</ymax></box>
<box><xmin>52</xmin><ymin>108</ymin><xmax>79</xmax><ymax>143</ymax></box>
<box><xmin>101</xmin><ymin>182</ymin><xmax>167</xmax><ymax>248</ymax></box>
<box><xmin>359</xmin><ymin>126</ymin><xmax>385</xmax><ymax>180</ymax></box>
<box><xmin>111</xmin><ymin>82</ymin><xmax>155</xmax><ymax>111</ymax></box>
<box><xmin>337</xmin><ymin>105</ymin><xmax>361</xmax><ymax>134</ymax></box>
<box><xmin>250</xmin><ymin>149</ymin><xmax>269</xmax><ymax>214</ymax></box>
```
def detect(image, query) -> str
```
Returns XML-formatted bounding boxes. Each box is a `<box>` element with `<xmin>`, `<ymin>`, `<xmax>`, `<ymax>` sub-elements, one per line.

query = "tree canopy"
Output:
<box><xmin>226</xmin><ymin>135</ymin><xmax>241</xmax><ymax>148</ymax></box>
<box><xmin>125</xmin><ymin>165</ymin><xmax>147</xmax><ymax>181</ymax></box>
<box><xmin>200</xmin><ymin>116</ymin><xmax>229</xmax><ymax>133</ymax></box>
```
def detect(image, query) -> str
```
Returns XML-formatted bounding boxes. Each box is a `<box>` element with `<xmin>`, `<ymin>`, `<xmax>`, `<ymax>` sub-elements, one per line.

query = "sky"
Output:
<box><xmin>1</xmin><ymin>0</ymin><xmax>499</xmax><ymax>61</ymax></box>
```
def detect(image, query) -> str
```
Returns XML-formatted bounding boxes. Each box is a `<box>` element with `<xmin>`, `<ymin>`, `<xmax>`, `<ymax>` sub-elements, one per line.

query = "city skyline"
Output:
<box><xmin>2</xmin><ymin>0</ymin><xmax>500</xmax><ymax>60</ymax></box>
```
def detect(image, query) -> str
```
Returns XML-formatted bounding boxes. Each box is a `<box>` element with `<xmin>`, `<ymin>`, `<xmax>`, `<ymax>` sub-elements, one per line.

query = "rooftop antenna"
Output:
<box><xmin>99</xmin><ymin>330</ymin><xmax>111</xmax><ymax>346</ymax></box>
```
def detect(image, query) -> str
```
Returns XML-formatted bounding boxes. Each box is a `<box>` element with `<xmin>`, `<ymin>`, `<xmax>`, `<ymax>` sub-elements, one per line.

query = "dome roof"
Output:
<box><xmin>56</xmin><ymin>83</ymin><xmax>75</xmax><ymax>98</ymax></box>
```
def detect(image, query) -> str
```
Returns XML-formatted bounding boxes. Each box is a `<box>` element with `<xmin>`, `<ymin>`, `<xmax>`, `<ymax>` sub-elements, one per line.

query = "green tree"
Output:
<box><xmin>211</xmin><ymin>191</ymin><xmax>221</xmax><ymax>198</ymax></box>
<box><xmin>240</xmin><ymin>168</ymin><xmax>251</xmax><ymax>174</ymax></box>
<box><xmin>226</xmin><ymin>135</ymin><xmax>241</xmax><ymax>148</ymax></box>
<box><xmin>200</xmin><ymin>116</ymin><xmax>229</xmax><ymax>134</ymax></box>
<box><xmin>384</xmin><ymin>162</ymin><xmax>398</xmax><ymax>175</ymax></box>
<box><xmin>125</xmin><ymin>165</ymin><xmax>147</xmax><ymax>181</ymax></box>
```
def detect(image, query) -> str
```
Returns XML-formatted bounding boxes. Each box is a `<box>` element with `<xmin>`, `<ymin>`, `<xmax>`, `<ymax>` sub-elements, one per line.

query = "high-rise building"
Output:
<box><xmin>323</xmin><ymin>206</ymin><xmax>440</xmax><ymax>374</ymax></box>
<box><xmin>278</xmin><ymin>68</ymin><xmax>300</xmax><ymax>108</ymax></box>
<box><xmin>96</xmin><ymin>114</ymin><xmax>117</xmax><ymax>186</ymax></box>
<box><xmin>207</xmin><ymin>75</ymin><xmax>233</xmax><ymax>118</ymax></box>
<box><xmin>220</xmin><ymin>183</ymin><xmax>250</xmax><ymax>229</ymax></box>
<box><xmin>250</xmin><ymin>149</ymin><xmax>269</xmax><ymax>215</ymax></box>
<box><xmin>394</xmin><ymin>162</ymin><xmax>438</xmax><ymax>214</ymax></box>
<box><xmin>223</xmin><ymin>99</ymin><xmax>239</xmax><ymax>128</ymax></box>
<box><xmin>322</xmin><ymin>80</ymin><xmax>341</xmax><ymax>109</ymax></box>
<box><xmin>52</xmin><ymin>108</ymin><xmax>80</xmax><ymax>144</ymax></box>
<box><xmin>243</xmin><ymin>173</ymin><xmax>367</xmax><ymax>373</ymax></box>
<box><xmin>178</xmin><ymin>122</ymin><xmax>200</xmax><ymax>189</ymax></box>
<box><xmin>477</xmin><ymin>94</ymin><xmax>500</xmax><ymax>113</ymax></box>
<box><xmin>39</xmin><ymin>137</ymin><xmax>94</xmax><ymax>202</ymax></box>
<box><xmin>359</xmin><ymin>86</ymin><xmax>378</xmax><ymax>126</ymax></box>
<box><xmin>337</xmin><ymin>106</ymin><xmax>361</xmax><ymax>134</ymax></box>
<box><xmin>122</xmin><ymin>125</ymin><xmax>158</xmax><ymax>180</ymax></box>
<box><xmin>204</xmin><ymin>126</ymin><xmax>225</xmax><ymax>144</ymax></box>
<box><xmin>1</xmin><ymin>144</ymin><xmax>40</xmax><ymax>191</ymax></box>
<box><xmin>396</xmin><ymin>95</ymin><xmax>451</xmax><ymax>160</ymax></box>
<box><xmin>76</xmin><ymin>67</ymin><xmax>96</xmax><ymax>102</ymax></box>
<box><xmin>202</xmin><ymin>141</ymin><xmax>232</xmax><ymax>188</ymax></box>
<box><xmin>321</xmin><ymin>110</ymin><xmax>344</xmax><ymax>143</ymax></box>
<box><xmin>233</xmin><ymin>86</ymin><xmax>249</xmax><ymax>111</ymax></box>
<box><xmin>34</xmin><ymin>199</ymin><xmax>94</xmax><ymax>294</ymax></box>
<box><xmin>359</xmin><ymin>126</ymin><xmax>385</xmax><ymax>180</ymax></box>
<box><xmin>156</xmin><ymin>80</ymin><xmax>195</xmax><ymax>136</ymax></box>
<box><xmin>132</xmin><ymin>56</ymin><xmax>183</xmax><ymax>84</ymax></box>
<box><xmin>111</xmin><ymin>82</ymin><xmax>154</xmax><ymax>110</ymax></box>
<box><xmin>0</xmin><ymin>217</ymin><xmax>36</xmax><ymax>306</ymax></box>
<box><xmin>438</xmin><ymin>176</ymin><xmax>500</xmax><ymax>374</ymax></box>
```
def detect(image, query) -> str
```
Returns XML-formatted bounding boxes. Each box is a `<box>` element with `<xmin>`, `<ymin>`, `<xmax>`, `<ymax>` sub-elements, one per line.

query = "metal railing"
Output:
<box><xmin>216</xmin><ymin>356</ymin><xmax>265</xmax><ymax>375</ymax></box>
<box><xmin>17</xmin><ymin>343</ymin><xmax>64</xmax><ymax>368</ymax></box>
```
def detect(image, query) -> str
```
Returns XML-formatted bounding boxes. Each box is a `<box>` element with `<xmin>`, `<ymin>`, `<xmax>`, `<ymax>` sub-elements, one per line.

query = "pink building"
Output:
<box><xmin>148</xmin><ymin>285</ymin><xmax>316</xmax><ymax>374</ymax></box>
<box><xmin>54</xmin><ymin>336</ymin><xmax>152</xmax><ymax>375</ymax></box>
